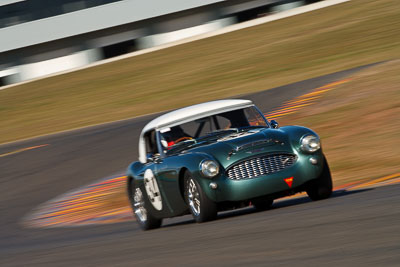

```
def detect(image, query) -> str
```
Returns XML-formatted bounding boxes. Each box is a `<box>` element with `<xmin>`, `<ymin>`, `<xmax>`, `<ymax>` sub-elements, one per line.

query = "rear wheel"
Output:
<box><xmin>306</xmin><ymin>157</ymin><xmax>333</xmax><ymax>201</ymax></box>
<box><xmin>184</xmin><ymin>172</ymin><xmax>217</xmax><ymax>223</ymax></box>
<box><xmin>129</xmin><ymin>180</ymin><xmax>162</xmax><ymax>230</ymax></box>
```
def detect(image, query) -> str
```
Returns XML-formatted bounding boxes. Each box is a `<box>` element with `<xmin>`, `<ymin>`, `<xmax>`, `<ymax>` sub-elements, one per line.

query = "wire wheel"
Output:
<box><xmin>187</xmin><ymin>178</ymin><xmax>201</xmax><ymax>216</ymax></box>
<box><xmin>184</xmin><ymin>172</ymin><xmax>217</xmax><ymax>223</ymax></box>
<box><xmin>133</xmin><ymin>187</ymin><xmax>147</xmax><ymax>223</ymax></box>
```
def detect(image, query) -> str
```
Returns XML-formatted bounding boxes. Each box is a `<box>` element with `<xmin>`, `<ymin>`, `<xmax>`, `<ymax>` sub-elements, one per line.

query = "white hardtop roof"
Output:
<box><xmin>142</xmin><ymin>99</ymin><xmax>253</xmax><ymax>134</ymax></box>
<box><xmin>138</xmin><ymin>99</ymin><xmax>253</xmax><ymax>163</ymax></box>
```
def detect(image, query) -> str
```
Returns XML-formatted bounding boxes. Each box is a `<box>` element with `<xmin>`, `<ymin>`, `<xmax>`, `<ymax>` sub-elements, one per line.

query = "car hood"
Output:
<box><xmin>182</xmin><ymin>129</ymin><xmax>294</xmax><ymax>169</ymax></box>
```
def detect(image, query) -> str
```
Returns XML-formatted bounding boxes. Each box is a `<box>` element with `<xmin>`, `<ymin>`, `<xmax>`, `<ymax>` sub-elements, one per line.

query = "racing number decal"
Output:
<box><xmin>144</xmin><ymin>169</ymin><xmax>163</xmax><ymax>211</ymax></box>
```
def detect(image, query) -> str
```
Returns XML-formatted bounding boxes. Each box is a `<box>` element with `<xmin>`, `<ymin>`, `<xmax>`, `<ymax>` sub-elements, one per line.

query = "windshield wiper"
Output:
<box><xmin>204</xmin><ymin>128</ymin><xmax>239</xmax><ymax>136</ymax></box>
<box><xmin>237</xmin><ymin>126</ymin><xmax>268</xmax><ymax>132</ymax></box>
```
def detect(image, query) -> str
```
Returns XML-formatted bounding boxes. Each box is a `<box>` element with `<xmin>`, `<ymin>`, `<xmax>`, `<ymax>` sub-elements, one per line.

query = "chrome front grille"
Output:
<box><xmin>227</xmin><ymin>154</ymin><xmax>297</xmax><ymax>180</ymax></box>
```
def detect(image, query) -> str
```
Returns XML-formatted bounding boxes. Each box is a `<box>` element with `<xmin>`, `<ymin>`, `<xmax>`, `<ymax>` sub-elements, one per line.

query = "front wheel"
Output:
<box><xmin>306</xmin><ymin>157</ymin><xmax>333</xmax><ymax>201</ymax></box>
<box><xmin>184</xmin><ymin>172</ymin><xmax>217</xmax><ymax>223</ymax></box>
<box><xmin>129</xmin><ymin>180</ymin><xmax>162</xmax><ymax>230</ymax></box>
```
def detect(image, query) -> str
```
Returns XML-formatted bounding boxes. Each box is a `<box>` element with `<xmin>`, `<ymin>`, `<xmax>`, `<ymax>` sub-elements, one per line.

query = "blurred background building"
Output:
<box><xmin>0</xmin><ymin>0</ymin><xmax>317</xmax><ymax>87</ymax></box>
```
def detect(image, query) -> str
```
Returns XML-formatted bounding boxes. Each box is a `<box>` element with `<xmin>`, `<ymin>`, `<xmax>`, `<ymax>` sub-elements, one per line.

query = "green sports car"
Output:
<box><xmin>127</xmin><ymin>99</ymin><xmax>332</xmax><ymax>230</ymax></box>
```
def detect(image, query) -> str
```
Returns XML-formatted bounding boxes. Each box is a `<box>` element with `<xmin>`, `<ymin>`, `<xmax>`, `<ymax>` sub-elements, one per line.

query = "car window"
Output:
<box><xmin>169</xmin><ymin>115</ymin><xmax>232</xmax><ymax>139</ymax></box>
<box><xmin>160</xmin><ymin>106</ymin><xmax>268</xmax><ymax>150</ymax></box>
<box><xmin>214</xmin><ymin>115</ymin><xmax>231</xmax><ymax>130</ymax></box>
<box><xmin>144</xmin><ymin>130</ymin><xmax>158</xmax><ymax>155</ymax></box>
<box><xmin>245</xmin><ymin>106</ymin><xmax>268</xmax><ymax>127</ymax></box>
<box><xmin>183</xmin><ymin>118</ymin><xmax>210</xmax><ymax>137</ymax></box>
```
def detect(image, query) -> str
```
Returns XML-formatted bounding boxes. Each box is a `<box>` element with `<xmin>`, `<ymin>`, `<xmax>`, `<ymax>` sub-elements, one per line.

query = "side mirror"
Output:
<box><xmin>270</xmin><ymin>120</ymin><xmax>279</xmax><ymax>129</ymax></box>
<box><xmin>147</xmin><ymin>153</ymin><xmax>162</xmax><ymax>163</ymax></box>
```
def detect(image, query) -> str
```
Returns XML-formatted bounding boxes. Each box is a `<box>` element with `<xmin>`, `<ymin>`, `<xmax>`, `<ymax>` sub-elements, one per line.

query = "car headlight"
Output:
<box><xmin>300</xmin><ymin>135</ymin><xmax>321</xmax><ymax>153</ymax></box>
<box><xmin>200</xmin><ymin>160</ymin><xmax>219</xmax><ymax>178</ymax></box>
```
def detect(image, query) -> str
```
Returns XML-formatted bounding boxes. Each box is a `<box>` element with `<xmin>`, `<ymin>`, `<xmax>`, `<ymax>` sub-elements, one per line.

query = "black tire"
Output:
<box><xmin>252</xmin><ymin>196</ymin><xmax>274</xmax><ymax>211</ymax></box>
<box><xmin>128</xmin><ymin>179</ymin><xmax>162</xmax><ymax>230</ymax></box>
<box><xmin>184</xmin><ymin>172</ymin><xmax>217</xmax><ymax>223</ymax></box>
<box><xmin>306</xmin><ymin>156</ymin><xmax>333</xmax><ymax>201</ymax></box>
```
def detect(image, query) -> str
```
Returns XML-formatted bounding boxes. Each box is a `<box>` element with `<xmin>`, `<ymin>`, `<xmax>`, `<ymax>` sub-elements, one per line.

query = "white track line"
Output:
<box><xmin>1</xmin><ymin>0</ymin><xmax>350</xmax><ymax>91</ymax></box>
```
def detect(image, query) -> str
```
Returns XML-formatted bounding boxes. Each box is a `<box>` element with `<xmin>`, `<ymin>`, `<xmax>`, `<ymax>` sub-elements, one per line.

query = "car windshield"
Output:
<box><xmin>159</xmin><ymin>106</ymin><xmax>268</xmax><ymax>152</ymax></box>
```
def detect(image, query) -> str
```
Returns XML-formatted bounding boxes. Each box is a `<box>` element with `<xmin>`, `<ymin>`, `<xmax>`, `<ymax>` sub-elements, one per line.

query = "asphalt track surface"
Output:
<box><xmin>1</xmin><ymin>63</ymin><xmax>399</xmax><ymax>266</ymax></box>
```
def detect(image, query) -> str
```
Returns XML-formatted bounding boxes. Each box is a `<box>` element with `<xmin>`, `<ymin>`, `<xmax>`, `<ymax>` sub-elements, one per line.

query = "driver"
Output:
<box><xmin>162</xmin><ymin>126</ymin><xmax>192</xmax><ymax>147</ymax></box>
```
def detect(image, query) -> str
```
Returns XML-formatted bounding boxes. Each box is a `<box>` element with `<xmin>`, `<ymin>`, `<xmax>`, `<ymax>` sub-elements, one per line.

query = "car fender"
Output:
<box><xmin>279</xmin><ymin>126</ymin><xmax>320</xmax><ymax>152</ymax></box>
<box><xmin>166</xmin><ymin>152</ymin><xmax>219</xmax><ymax>205</ymax></box>
<box><xmin>127</xmin><ymin>161</ymin><xmax>174</xmax><ymax>219</ymax></box>
<box><xmin>279</xmin><ymin>125</ymin><xmax>325</xmax><ymax>176</ymax></box>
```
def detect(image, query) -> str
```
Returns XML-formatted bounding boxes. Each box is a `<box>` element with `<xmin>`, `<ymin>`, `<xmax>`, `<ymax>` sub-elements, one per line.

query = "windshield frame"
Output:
<box><xmin>156</xmin><ymin>105</ymin><xmax>270</xmax><ymax>158</ymax></box>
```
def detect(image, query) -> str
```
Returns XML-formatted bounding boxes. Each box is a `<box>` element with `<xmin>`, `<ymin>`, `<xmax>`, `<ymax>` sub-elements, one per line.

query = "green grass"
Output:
<box><xmin>1</xmin><ymin>0</ymin><xmax>399</xmax><ymax>144</ymax></box>
<box><xmin>278</xmin><ymin>60</ymin><xmax>400</xmax><ymax>184</ymax></box>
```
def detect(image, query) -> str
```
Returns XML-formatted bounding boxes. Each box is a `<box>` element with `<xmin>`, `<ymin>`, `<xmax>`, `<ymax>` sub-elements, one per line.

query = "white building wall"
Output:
<box><xmin>137</xmin><ymin>17</ymin><xmax>237</xmax><ymax>50</ymax></box>
<box><xmin>271</xmin><ymin>0</ymin><xmax>305</xmax><ymax>12</ymax></box>
<box><xmin>17</xmin><ymin>48</ymin><xmax>102</xmax><ymax>81</ymax></box>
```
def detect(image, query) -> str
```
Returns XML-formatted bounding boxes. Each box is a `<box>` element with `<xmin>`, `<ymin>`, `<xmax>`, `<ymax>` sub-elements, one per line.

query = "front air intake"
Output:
<box><xmin>227</xmin><ymin>154</ymin><xmax>297</xmax><ymax>180</ymax></box>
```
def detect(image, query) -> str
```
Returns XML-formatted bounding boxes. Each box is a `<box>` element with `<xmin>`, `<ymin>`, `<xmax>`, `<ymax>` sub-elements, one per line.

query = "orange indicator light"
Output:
<box><xmin>284</xmin><ymin>177</ymin><xmax>294</xmax><ymax>188</ymax></box>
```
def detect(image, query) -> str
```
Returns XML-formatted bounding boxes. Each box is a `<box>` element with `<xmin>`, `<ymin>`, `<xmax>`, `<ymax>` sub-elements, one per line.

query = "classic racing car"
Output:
<box><xmin>127</xmin><ymin>99</ymin><xmax>332</xmax><ymax>230</ymax></box>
